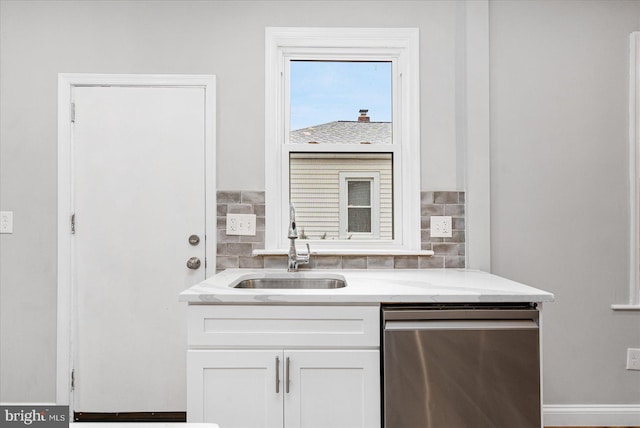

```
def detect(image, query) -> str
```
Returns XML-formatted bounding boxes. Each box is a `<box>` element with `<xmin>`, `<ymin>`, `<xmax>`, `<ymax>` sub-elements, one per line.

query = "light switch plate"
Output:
<box><xmin>226</xmin><ymin>213</ymin><xmax>257</xmax><ymax>236</ymax></box>
<box><xmin>431</xmin><ymin>215</ymin><xmax>452</xmax><ymax>238</ymax></box>
<box><xmin>627</xmin><ymin>348</ymin><xmax>640</xmax><ymax>370</ymax></box>
<box><xmin>0</xmin><ymin>211</ymin><xmax>13</xmax><ymax>234</ymax></box>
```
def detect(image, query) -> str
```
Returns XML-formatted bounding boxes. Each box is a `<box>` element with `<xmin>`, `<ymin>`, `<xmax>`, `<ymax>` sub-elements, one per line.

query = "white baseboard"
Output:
<box><xmin>544</xmin><ymin>404</ymin><xmax>640</xmax><ymax>426</ymax></box>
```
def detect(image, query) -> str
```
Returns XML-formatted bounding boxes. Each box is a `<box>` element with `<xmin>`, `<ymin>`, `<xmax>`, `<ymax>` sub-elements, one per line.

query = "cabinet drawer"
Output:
<box><xmin>187</xmin><ymin>305</ymin><xmax>380</xmax><ymax>348</ymax></box>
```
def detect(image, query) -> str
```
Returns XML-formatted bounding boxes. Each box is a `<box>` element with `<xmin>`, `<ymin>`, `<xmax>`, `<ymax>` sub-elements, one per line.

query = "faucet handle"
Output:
<box><xmin>298</xmin><ymin>243</ymin><xmax>311</xmax><ymax>264</ymax></box>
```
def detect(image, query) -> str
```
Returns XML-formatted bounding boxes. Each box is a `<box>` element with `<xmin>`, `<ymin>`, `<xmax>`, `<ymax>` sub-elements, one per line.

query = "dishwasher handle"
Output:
<box><xmin>385</xmin><ymin>319</ymin><xmax>539</xmax><ymax>331</ymax></box>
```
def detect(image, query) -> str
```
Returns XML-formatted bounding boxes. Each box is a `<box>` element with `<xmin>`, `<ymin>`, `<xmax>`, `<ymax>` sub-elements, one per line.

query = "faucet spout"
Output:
<box><xmin>288</xmin><ymin>204</ymin><xmax>298</xmax><ymax>239</ymax></box>
<box><xmin>287</xmin><ymin>204</ymin><xmax>310</xmax><ymax>271</ymax></box>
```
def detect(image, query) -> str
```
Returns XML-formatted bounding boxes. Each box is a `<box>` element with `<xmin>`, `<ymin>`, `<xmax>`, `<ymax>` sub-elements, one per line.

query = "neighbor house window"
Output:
<box><xmin>265</xmin><ymin>27</ymin><xmax>420</xmax><ymax>252</ymax></box>
<box><xmin>340</xmin><ymin>172</ymin><xmax>381</xmax><ymax>239</ymax></box>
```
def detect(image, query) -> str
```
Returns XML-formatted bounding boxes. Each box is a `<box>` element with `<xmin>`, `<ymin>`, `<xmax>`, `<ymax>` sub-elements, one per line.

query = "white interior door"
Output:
<box><xmin>71</xmin><ymin>84</ymin><xmax>210</xmax><ymax>413</ymax></box>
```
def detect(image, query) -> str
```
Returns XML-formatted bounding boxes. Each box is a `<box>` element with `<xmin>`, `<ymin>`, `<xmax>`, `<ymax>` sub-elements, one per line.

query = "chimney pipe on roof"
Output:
<box><xmin>358</xmin><ymin>109</ymin><xmax>370</xmax><ymax>122</ymax></box>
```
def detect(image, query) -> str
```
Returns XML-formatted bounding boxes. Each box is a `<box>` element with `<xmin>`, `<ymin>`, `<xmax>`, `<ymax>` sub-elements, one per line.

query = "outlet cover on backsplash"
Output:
<box><xmin>226</xmin><ymin>213</ymin><xmax>256</xmax><ymax>236</ymax></box>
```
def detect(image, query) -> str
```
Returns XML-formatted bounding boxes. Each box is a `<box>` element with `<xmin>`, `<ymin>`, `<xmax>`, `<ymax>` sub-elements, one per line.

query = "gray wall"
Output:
<box><xmin>0</xmin><ymin>0</ymin><xmax>638</xmax><ymax>407</ymax></box>
<box><xmin>490</xmin><ymin>0</ymin><xmax>640</xmax><ymax>404</ymax></box>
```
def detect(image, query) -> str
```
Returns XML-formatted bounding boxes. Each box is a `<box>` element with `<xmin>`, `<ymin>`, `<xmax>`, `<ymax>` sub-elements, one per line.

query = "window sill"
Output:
<box><xmin>253</xmin><ymin>249</ymin><xmax>435</xmax><ymax>257</ymax></box>
<box><xmin>611</xmin><ymin>304</ymin><xmax>640</xmax><ymax>311</ymax></box>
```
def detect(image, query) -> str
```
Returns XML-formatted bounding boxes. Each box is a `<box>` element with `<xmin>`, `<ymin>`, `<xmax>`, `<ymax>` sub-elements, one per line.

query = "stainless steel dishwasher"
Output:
<box><xmin>382</xmin><ymin>304</ymin><xmax>541</xmax><ymax>428</ymax></box>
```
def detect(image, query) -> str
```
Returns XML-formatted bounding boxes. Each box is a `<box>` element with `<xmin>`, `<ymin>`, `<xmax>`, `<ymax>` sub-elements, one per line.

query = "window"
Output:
<box><xmin>340</xmin><ymin>172</ymin><xmax>381</xmax><ymax>239</ymax></box>
<box><xmin>265</xmin><ymin>27</ymin><xmax>420</xmax><ymax>253</ymax></box>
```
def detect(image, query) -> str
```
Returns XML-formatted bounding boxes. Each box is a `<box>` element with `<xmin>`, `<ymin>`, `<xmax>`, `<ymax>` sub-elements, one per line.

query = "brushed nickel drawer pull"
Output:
<box><xmin>285</xmin><ymin>357</ymin><xmax>290</xmax><ymax>394</ymax></box>
<box><xmin>275</xmin><ymin>356</ymin><xmax>280</xmax><ymax>393</ymax></box>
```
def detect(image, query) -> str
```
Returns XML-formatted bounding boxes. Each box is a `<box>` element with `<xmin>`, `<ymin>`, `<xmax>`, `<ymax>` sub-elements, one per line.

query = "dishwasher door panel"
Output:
<box><xmin>383</xmin><ymin>321</ymin><xmax>540</xmax><ymax>428</ymax></box>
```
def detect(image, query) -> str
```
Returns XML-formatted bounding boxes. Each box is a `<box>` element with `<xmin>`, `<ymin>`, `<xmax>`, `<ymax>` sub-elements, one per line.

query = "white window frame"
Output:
<box><xmin>264</xmin><ymin>27</ymin><xmax>421</xmax><ymax>253</ymax></box>
<box><xmin>339</xmin><ymin>172</ymin><xmax>380</xmax><ymax>239</ymax></box>
<box><xmin>615</xmin><ymin>32</ymin><xmax>640</xmax><ymax>309</ymax></box>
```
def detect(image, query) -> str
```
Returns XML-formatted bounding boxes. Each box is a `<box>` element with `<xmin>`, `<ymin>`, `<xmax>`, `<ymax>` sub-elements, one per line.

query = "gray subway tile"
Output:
<box><xmin>216</xmin><ymin>243</ymin><xmax>228</xmax><ymax>255</ymax></box>
<box><xmin>241</xmin><ymin>191</ymin><xmax>265</xmax><ymax>204</ymax></box>
<box><xmin>342</xmin><ymin>256</ymin><xmax>367</xmax><ymax>269</ymax></box>
<box><xmin>421</xmin><ymin>242</ymin><xmax>433</xmax><ymax>251</ymax></box>
<box><xmin>264</xmin><ymin>256</ymin><xmax>287</xmax><ymax>269</ymax></box>
<box><xmin>367</xmin><ymin>256</ymin><xmax>394</xmax><ymax>269</ymax></box>
<box><xmin>217</xmin><ymin>204</ymin><xmax>227</xmax><ymax>216</ymax></box>
<box><xmin>217</xmin><ymin>191</ymin><xmax>241</xmax><ymax>204</ymax></box>
<box><xmin>452</xmin><ymin>217</ymin><xmax>465</xmax><ymax>231</ymax></box>
<box><xmin>239</xmin><ymin>230</ymin><xmax>265</xmax><ymax>243</ymax></box>
<box><xmin>315</xmin><ymin>256</ymin><xmax>342</xmax><ymax>269</ymax></box>
<box><xmin>256</xmin><ymin>216</ymin><xmax>265</xmax><ymax>231</ymax></box>
<box><xmin>433</xmin><ymin>243</ymin><xmax>460</xmax><ymax>256</ymax></box>
<box><xmin>216</xmin><ymin>256</ymin><xmax>239</xmax><ymax>270</ymax></box>
<box><xmin>394</xmin><ymin>256</ymin><xmax>418</xmax><ymax>269</ymax></box>
<box><xmin>445</xmin><ymin>256</ymin><xmax>465</xmax><ymax>268</ymax></box>
<box><xmin>443</xmin><ymin>231</ymin><xmax>465</xmax><ymax>244</ymax></box>
<box><xmin>445</xmin><ymin>204</ymin><xmax>465</xmax><ymax>216</ymax></box>
<box><xmin>239</xmin><ymin>256</ymin><xmax>264</xmax><ymax>269</ymax></box>
<box><xmin>421</xmin><ymin>191</ymin><xmax>434</xmax><ymax>205</ymax></box>
<box><xmin>217</xmin><ymin>216</ymin><xmax>227</xmax><ymax>229</ymax></box>
<box><xmin>421</xmin><ymin>217</ymin><xmax>430</xmax><ymax>230</ymax></box>
<box><xmin>254</xmin><ymin>204</ymin><xmax>266</xmax><ymax>217</ymax></box>
<box><xmin>217</xmin><ymin>229</ymin><xmax>239</xmax><ymax>243</ymax></box>
<box><xmin>226</xmin><ymin>243</ymin><xmax>254</xmax><ymax>257</ymax></box>
<box><xmin>227</xmin><ymin>203</ymin><xmax>254</xmax><ymax>214</ymax></box>
<box><xmin>434</xmin><ymin>191</ymin><xmax>459</xmax><ymax>204</ymax></box>
<box><xmin>458</xmin><ymin>192</ymin><xmax>465</xmax><ymax>204</ymax></box>
<box><xmin>421</xmin><ymin>204</ymin><xmax>445</xmax><ymax>216</ymax></box>
<box><xmin>419</xmin><ymin>255</ymin><xmax>444</xmax><ymax>269</ymax></box>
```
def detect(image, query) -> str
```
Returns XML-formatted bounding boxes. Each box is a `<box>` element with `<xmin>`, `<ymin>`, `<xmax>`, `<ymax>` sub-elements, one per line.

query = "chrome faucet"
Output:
<box><xmin>287</xmin><ymin>204</ymin><xmax>310</xmax><ymax>272</ymax></box>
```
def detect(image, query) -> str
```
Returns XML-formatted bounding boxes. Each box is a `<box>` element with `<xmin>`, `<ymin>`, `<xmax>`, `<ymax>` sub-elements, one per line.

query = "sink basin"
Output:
<box><xmin>233</xmin><ymin>276</ymin><xmax>346</xmax><ymax>289</ymax></box>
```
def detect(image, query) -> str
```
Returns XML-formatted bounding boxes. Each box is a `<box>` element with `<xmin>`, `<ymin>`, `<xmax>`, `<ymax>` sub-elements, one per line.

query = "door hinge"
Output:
<box><xmin>70</xmin><ymin>102</ymin><xmax>76</xmax><ymax>123</ymax></box>
<box><xmin>71</xmin><ymin>213</ymin><xmax>76</xmax><ymax>234</ymax></box>
<box><xmin>71</xmin><ymin>369</ymin><xmax>76</xmax><ymax>391</ymax></box>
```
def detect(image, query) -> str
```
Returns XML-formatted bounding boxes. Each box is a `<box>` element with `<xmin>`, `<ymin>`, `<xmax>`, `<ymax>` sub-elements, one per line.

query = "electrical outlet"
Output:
<box><xmin>431</xmin><ymin>215</ymin><xmax>452</xmax><ymax>238</ymax></box>
<box><xmin>0</xmin><ymin>211</ymin><xmax>13</xmax><ymax>234</ymax></box>
<box><xmin>226</xmin><ymin>213</ymin><xmax>256</xmax><ymax>236</ymax></box>
<box><xmin>627</xmin><ymin>348</ymin><xmax>640</xmax><ymax>370</ymax></box>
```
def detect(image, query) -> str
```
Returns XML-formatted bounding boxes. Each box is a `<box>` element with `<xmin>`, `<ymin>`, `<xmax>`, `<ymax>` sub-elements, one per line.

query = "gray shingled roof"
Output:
<box><xmin>290</xmin><ymin>121</ymin><xmax>392</xmax><ymax>145</ymax></box>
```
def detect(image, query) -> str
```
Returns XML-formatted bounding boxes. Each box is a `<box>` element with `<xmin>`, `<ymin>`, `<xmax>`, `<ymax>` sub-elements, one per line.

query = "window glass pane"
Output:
<box><xmin>289</xmin><ymin>152</ymin><xmax>392</xmax><ymax>240</ymax></box>
<box><xmin>290</xmin><ymin>61</ymin><xmax>392</xmax><ymax>145</ymax></box>
<box><xmin>348</xmin><ymin>181</ymin><xmax>371</xmax><ymax>206</ymax></box>
<box><xmin>348</xmin><ymin>208</ymin><xmax>372</xmax><ymax>233</ymax></box>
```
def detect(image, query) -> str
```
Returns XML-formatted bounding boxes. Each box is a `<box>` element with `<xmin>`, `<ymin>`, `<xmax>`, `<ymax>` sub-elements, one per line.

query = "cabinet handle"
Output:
<box><xmin>285</xmin><ymin>357</ymin><xmax>290</xmax><ymax>394</ymax></box>
<box><xmin>275</xmin><ymin>356</ymin><xmax>280</xmax><ymax>393</ymax></box>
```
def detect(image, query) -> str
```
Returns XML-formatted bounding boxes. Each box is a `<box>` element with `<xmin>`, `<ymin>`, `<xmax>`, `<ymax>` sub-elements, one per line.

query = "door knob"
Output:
<box><xmin>186</xmin><ymin>257</ymin><xmax>201</xmax><ymax>270</ymax></box>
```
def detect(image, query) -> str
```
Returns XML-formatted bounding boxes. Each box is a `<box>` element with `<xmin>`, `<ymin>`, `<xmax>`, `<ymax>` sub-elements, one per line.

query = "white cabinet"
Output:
<box><xmin>186</xmin><ymin>305</ymin><xmax>380</xmax><ymax>428</ymax></box>
<box><xmin>188</xmin><ymin>350</ymin><xmax>282</xmax><ymax>428</ymax></box>
<box><xmin>284</xmin><ymin>350</ymin><xmax>379</xmax><ymax>428</ymax></box>
<box><xmin>188</xmin><ymin>349</ymin><xmax>379</xmax><ymax>428</ymax></box>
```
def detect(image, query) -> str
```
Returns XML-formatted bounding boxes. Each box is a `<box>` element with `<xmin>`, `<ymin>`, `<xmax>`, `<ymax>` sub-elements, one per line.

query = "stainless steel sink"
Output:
<box><xmin>233</xmin><ymin>276</ymin><xmax>346</xmax><ymax>289</ymax></box>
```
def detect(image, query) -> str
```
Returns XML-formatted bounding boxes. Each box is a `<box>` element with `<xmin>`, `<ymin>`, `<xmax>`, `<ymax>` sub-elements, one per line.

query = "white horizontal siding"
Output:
<box><xmin>290</xmin><ymin>154</ymin><xmax>392</xmax><ymax>240</ymax></box>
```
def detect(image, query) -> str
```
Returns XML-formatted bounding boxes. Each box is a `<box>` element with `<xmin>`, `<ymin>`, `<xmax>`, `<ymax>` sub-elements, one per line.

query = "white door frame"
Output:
<box><xmin>56</xmin><ymin>74</ymin><xmax>216</xmax><ymax>407</ymax></box>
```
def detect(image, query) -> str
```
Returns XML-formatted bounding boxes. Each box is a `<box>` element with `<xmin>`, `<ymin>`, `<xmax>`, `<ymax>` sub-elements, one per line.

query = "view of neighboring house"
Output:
<box><xmin>289</xmin><ymin>110</ymin><xmax>393</xmax><ymax>240</ymax></box>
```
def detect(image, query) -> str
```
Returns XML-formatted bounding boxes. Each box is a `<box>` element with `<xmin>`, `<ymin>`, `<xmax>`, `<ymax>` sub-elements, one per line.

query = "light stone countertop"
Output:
<box><xmin>179</xmin><ymin>269</ymin><xmax>554</xmax><ymax>304</ymax></box>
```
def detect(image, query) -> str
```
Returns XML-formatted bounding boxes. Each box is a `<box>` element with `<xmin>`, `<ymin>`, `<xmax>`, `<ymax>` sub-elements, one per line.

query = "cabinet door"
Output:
<box><xmin>187</xmin><ymin>350</ymin><xmax>283</xmax><ymax>428</ymax></box>
<box><xmin>284</xmin><ymin>350</ymin><xmax>380</xmax><ymax>428</ymax></box>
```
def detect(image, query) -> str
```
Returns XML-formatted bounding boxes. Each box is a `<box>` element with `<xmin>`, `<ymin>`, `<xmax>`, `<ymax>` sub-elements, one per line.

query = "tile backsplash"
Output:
<box><xmin>216</xmin><ymin>191</ymin><xmax>465</xmax><ymax>272</ymax></box>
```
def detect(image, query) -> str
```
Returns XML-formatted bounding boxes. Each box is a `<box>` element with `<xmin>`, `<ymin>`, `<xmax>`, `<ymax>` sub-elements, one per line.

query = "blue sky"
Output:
<box><xmin>290</xmin><ymin>61</ymin><xmax>392</xmax><ymax>131</ymax></box>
